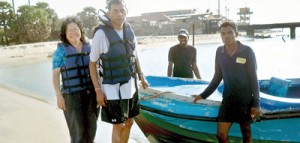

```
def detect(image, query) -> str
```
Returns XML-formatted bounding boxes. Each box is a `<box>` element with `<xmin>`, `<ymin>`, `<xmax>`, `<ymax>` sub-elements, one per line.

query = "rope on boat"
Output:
<box><xmin>140</xmin><ymin>91</ymin><xmax>174</xmax><ymax>100</ymax></box>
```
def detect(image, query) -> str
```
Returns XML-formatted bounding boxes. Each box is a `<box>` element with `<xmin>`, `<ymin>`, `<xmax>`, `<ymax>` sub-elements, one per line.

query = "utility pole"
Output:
<box><xmin>218</xmin><ymin>0</ymin><xmax>220</xmax><ymax>16</ymax></box>
<box><xmin>224</xmin><ymin>0</ymin><xmax>229</xmax><ymax>19</ymax></box>
<box><xmin>11</xmin><ymin>0</ymin><xmax>15</xmax><ymax>13</ymax></box>
<box><xmin>28</xmin><ymin>0</ymin><xmax>30</xmax><ymax>6</ymax></box>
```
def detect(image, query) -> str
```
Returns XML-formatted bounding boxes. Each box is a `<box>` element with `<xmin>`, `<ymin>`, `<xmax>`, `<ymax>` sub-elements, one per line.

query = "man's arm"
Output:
<box><xmin>192</xmin><ymin>62</ymin><xmax>201</xmax><ymax>79</ymax></box>
<box><xmin>247</xmin><ymin>48</ymin><xmax>261</xmax><ymax>118</ymax></box>
<box><xmin>89</xmin><ymin>62</ymin><xmax>100</xmax><ymax>89</ymax></box>
<box><xmin>167</xmin><ymin>61</ymin><xmax>173</xmax><ymax>77</ymax></box>
<box><xmin>135</xmin><ymin>56</ymin><xmax>149</xmax><ymax>89</ymax></box>
<box><xmin>167</xmin><ymin>47</ymin><xmax>174</xmax><ymax>77</ymax></box>
<box><xmin>199</xmin><ymin>49</ymin><xmax>222</xmax><ymax>99</ymax></box>
<box><xmin>89</xmin><ymin>28</ymin><xmax>110</xmax><ymax>106</ymax></box>
<box><xmin>89</xmin><ymin>61</ymin><xmax>107</xmax><ymax>106</ymax></box>
<box><xmin>247</xmin><ymin>49</ymin><xmax>260</xmax><ymax>108</ymax></box>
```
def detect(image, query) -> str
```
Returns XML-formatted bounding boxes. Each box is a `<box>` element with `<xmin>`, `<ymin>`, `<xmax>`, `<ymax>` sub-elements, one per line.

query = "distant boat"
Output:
<box><xmin>254</xmin><ymin>34</ymin><xmax>271</xmax><ymax>39</ymax></box>
<box><xmin>135</xmin><ymin>76</ymin><xmax>300</xmax><ymax>143</ymax></box>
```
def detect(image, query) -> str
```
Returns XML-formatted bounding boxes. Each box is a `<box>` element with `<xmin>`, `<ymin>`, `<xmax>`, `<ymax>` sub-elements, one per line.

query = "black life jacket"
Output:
<box><xmin>95</xmin><ymin>21</ymin><xmax>137</xmax><ymax>84</ymax></box>
<box><xmin>60</xmin><ymin>43</ymin><xmax>93</xmax><ymax>93</ymax></box>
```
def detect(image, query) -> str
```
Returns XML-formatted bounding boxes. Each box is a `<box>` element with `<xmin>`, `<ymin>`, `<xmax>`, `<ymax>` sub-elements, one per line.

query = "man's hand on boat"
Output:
<box><xmin>191</xmin><ymin>94</ymin><xmax>202</xmax><ymax>103</ymax></box>
<box><xmin>251</xmin><ymin>107</ymin><xmax>261</xmax><ymax>119</ymax></box>
<box><xmin>140</xmin><ymin>76</ymin><xmax>149</xmax><ymax>89</ymax></box>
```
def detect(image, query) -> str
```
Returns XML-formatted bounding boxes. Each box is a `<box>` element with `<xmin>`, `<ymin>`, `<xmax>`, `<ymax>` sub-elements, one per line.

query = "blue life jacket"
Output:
<box><xmin>98</xmin><ymin>24</ymin><xmax>136</xmax><ymax>84</ymax></box>
<box><xmin>60</xmin><ymin>43</ymin><xmax>93</xmax><ymax>93</ymax></box>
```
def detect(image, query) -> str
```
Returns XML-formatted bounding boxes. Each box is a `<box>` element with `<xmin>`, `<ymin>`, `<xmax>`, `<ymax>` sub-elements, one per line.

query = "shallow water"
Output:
<box><xmin>0</xmin><ymin>61</ymin><xmax>54</xmax><ymax>103</ymax></box>
<box><xmin>0</xmin><ymin>37</ymin><xmax>300</xmax><ymax>104</ymax></box>
<box><xmin>139</xmin><ymin>37</ymin><xmax>300</xmax><ymax>80</ymax></box>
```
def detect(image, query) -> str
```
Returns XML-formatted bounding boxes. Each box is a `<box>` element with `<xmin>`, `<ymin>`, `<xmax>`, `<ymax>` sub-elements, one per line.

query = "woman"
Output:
<box><xmin>52</xmin><ymin>17</ymin><xmax>99</xmax><ymax>143</ymax></box>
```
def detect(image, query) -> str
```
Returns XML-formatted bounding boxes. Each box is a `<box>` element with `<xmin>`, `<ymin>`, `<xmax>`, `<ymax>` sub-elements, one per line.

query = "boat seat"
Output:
<box><xmin>268</xmin><ymin>77</ymin><xmax>291</xmax><ymax>97</ymax></box>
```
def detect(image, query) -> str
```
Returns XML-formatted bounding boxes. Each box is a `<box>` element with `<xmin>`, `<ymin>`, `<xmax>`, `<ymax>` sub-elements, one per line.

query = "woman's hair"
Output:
<box><xmin>60</xmin><ymin>16</ymin><xmax>86</xmax><ymax>44</ymax></box>
<box><xmin>219</xmin><ymin>20</ymin><xmax>238</xmax><ymax>32</ymax></box>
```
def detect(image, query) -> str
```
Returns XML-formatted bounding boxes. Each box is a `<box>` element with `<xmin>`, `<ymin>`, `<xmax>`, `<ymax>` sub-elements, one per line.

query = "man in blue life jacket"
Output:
<box><xmin>89</xmin><ymin>0</ymin><xmax>148</xmax><ymax>142</ymax></box>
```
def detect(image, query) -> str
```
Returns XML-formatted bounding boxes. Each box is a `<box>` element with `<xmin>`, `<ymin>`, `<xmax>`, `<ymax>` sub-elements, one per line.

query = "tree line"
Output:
<box><xmin>0</xmin><ymin>1</ymin><xmax>99</xmax><ymax>46</ymax></box>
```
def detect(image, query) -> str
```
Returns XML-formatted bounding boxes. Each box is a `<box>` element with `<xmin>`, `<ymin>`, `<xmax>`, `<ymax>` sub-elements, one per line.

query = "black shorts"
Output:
<box><xmin>101</xmin><ymin>91</ymin><xmax>140</xmax><ymax>124</ymax></box>
<box><xmin>217</xmin><ymin>103</ymin><xmax>252</xmax><ymax>124</ymax></box>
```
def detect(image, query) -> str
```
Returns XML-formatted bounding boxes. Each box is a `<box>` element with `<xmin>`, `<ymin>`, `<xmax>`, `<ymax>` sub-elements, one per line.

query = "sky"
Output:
<box><xmin>3</xmin><ymin>0</ymin><xmax>300</xmax><ymax>24</ymax></box>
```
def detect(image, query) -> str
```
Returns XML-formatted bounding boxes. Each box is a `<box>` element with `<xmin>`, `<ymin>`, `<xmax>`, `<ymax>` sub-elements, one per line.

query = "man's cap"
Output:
<box><xmin>178</xmin><ymin>29</ymin><xmax>189</xmax><ymax>38</ymax></box>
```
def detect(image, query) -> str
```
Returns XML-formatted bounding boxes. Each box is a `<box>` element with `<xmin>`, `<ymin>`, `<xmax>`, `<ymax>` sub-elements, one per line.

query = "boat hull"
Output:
<box><xmin>135</xmin><ymin>76</ymin><xmax>300</xmax><ymax>143</ymax></box>
<box><xmin>135</xmin><ymin>110</ymin><xmax>215</xmax><ymax>143</ymax></box>
<box><xmin>136</xmin><ymin>109</ymin><xmax>300</xmax><ymax>143</ymax></box>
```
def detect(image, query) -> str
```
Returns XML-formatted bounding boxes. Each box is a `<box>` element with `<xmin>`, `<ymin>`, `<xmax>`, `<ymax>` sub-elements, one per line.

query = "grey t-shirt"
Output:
<box><xmin>168</xmin><ymin>44</ymin><xmax>197</xmax><ymax>78</ymax></box>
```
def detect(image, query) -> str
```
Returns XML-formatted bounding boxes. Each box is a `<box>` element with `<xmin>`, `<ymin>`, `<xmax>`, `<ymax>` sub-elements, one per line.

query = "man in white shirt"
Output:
<box><xmin>89</xmin><ymin>0</ymin><xmax>148</xmax><ymax>143</ymax></box>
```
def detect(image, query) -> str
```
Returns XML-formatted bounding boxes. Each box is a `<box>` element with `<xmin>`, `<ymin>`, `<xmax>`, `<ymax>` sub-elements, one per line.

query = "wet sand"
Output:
<box><xmin>0</xmin><ymin>85</ymin><xmax>149</xmax><ymax>143</ymax></box>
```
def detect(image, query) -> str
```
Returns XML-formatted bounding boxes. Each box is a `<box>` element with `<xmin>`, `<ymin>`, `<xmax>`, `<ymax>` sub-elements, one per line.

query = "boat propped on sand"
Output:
<box><xmin>134</xmin><ymin>76</ymin><xmax>300</xmax><ymax>143</ymax></box>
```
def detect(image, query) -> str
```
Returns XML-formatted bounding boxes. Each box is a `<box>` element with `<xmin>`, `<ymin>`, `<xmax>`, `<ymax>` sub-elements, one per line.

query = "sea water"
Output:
<box><xmin>139</xmin><ymin>37</ymin><xmax>300</xmax><ymax>80</ymax></box>
<box><xmin>0</xmin><ymin>37</ymin><xmax>300</xmax><ymax>104</ymax></box>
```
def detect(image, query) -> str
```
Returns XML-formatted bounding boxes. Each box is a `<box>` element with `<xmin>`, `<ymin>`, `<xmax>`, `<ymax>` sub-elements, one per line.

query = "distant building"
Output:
<box><xmin>237</xmin><ymin>7</ymin><xmax>253</xmax><ymax>25</ymax></box>
<box><xmin>202</xmin><ymin>15</ymin><xmax>226</xmax><ymax>34</ymax></box>
<box><xmin>127</xmin><ymin>9</ymin><xmax>226</xmax><ymax>36</ymax></box>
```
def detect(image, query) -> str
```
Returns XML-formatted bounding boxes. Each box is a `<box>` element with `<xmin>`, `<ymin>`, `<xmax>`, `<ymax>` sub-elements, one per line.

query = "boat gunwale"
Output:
<box><xmin>139</xmin><ymin>87</ymin><xmax>300</xmax><ymax>121</ymax></box>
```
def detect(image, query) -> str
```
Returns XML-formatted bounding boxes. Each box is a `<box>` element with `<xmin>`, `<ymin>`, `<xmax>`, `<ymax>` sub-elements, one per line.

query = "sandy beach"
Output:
<box><xmin>0</xmin><ymin>84</ymin><xmax>149</xmax><ymax>143</ymax></box>
<box><xmin>0</xmin><ymin>34</ymin><xmax>223</xmax><ymax>61</ymax></box>
<box><xmin>0</xmin><ymin>86</ymin><xmax>69</xmax><ymax>143</ymax></box>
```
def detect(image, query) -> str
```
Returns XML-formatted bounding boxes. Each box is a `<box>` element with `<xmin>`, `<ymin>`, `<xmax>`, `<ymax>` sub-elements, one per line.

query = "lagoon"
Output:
<box><xmin>0</xmin><ymin>38</ymin><xmax>300</xmax><ymax>105</ymax></box>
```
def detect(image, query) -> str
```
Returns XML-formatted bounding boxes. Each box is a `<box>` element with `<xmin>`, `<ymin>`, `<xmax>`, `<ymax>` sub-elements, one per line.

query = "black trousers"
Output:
<box><xmin>63</xmin><ymin>91</ymin><xmax>100</xmax><ymax>143</ymax></box>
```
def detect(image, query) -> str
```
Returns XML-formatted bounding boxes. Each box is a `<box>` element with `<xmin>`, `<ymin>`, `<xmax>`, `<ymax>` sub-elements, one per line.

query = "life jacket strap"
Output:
<box><xmin>66</xmin><ymin>52</ymin><xmax>90</xmax><ymax>58</ymax></box>
<box><xmin>62</xmin><ymin>74</ymin><xmax>90</xmax><ymax>81</ymax></box>
<box><xmin>61</xmin><ymin>65</ymin><xmax>89</xmax><ymax>72</ymax></box>
<box><xmin>62</xmin><ymin>81</ymin><xmax>93</xmax><ymax>89</ymax></box>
